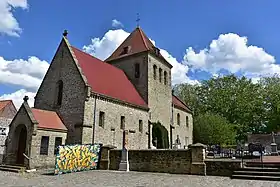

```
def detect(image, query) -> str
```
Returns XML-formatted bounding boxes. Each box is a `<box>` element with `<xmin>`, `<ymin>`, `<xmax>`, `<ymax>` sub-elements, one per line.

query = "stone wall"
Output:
<box><xmin>107</xmin><ymin>53</ymin><xmax>149</xmax><ymax>103</ymax></box>
<box><xmin>4</xmin><ymin>105</ymin><xmax>34</xmax><ymax>168</ymax></box>
<box><xmin>205</xmin><ymin>160</ymin><xmax>242</xmax><ymax>177</ymax></box>
<box><xmin>100</xmin><ymin>143</ymin><xmax>242</xmax><ymax>177</ymax></box>
<box><xmin>92</xmin><ymin>97</ymin><xmax>149</xmax><ymax>149</ymax></box>
<box><xmin>34</xmin><ymin>38</ymin><xmax>87</xmax><ymax>144</ymax></box>
<box><xmin>109</xmin><ymin>149</ymin><xmax>192</xmax><ymax>174</ymax></box>
<box><xmin>0</xmin><ymin>117</ymin><xmax>11</xmax><ymax>163</ymax></box>
<box><xmin>148</xmin><ymin>54</ymin><xmax>172</xmax><ymax>139</ymax></box>
<box><xmin>172</xmin><ymin>107</ymin><xmax>193</xmax><ymax>148</ymax></box>
<box><xmin>100</xmin><ymin>143</ymin><xmax>207</xmax><ymax>175</ymax></box>
<box><xmin>29</xmin><ymin>129</ymin><xmax>67</xmax><ymax>169</ymax></box>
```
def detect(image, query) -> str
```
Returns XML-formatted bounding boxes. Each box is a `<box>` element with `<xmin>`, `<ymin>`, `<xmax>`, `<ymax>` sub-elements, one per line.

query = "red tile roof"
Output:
<box><xmin>106</xmin><ymin>27</ymin><xmax>169</xmax><ymax>66</ymax></box>
<box><xmin>0</xmin><ymin>100</ymin><xmax>12</xmax><ymax>111</ymax></box>
<box><xmin>71</xmin><ymin>47</ymin><xmax>148</xmax><ymax>108</ymax></box>
<box><xmin>31</xmin><ymin>108</ymin><xmax>67</xmax><ymax>131</ymax></box>
<box><xmin>172</xmin><ymin>95</ymin><xmax>191</xmax><ymax>113</ymax></box>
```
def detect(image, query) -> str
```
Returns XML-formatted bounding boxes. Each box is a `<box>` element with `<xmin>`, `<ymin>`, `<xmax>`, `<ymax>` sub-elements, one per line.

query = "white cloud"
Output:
<box><xmin>0</xmin><ymin>55</ymin><xmax>47</xmax><ymax>109</ymax></box>
<box><xmin>112</xmin><ymin>19</ymin><xmax>123</xmax><ymax>28</ymax></box>
<box><xmin>183</xmin><ymin>33</ymin><xmax>279</xmax><ymax>78</ymax></box>
<box><xmin>83</xmin><ymin>29</ymin><xmax>198</xmax><ymax>85</ymax></box>
<box><xmin>0</xmin><ymin>89</ymin><xmax>35</xmax><ymax>109</ymax></box>
<box><xmin>83</xmin><ymin>29</ymin><xmax>129</xmax><ymax>61</ymax></box>
<box><xmin>0</xmin><ymin>56</ymin><xmax>49</xmax><ymax>91</ymax></box>
<box><xmin>159</xmin><ymin>49</ymin><xmax>199</xmax><ymax>85</ymax></box>
<box><xmin>0</xmin><ymin>0</ymin><xmax>28</xmax><ymax>37</ymax></box>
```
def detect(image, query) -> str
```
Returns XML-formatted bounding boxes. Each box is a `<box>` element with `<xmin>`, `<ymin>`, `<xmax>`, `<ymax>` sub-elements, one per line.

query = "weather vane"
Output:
<box><xmin>136</xmin><ymin>13</ymin><xmax>140</xmax><ymax>27</ymax></box>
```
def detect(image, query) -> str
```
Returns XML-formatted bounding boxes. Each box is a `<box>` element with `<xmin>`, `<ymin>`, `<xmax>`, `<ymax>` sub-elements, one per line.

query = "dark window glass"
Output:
<box><xmin>54</xmin><ymin>137</ymin><xmax>62</xmax><ymax>155</ymax></box>
<box><xmin>135</xmin><ymin>63</ymin><xmax>140</xmax><ymax>78</ymax></box>
<box><xmin>121</xmin><ymin>116</ymin><xmax>125</xmax><ymax>130</ymax></box>
<box><xmin>40</xmin><ymin>136</ymin><xmax>49</xmax><ymax>155</ymax></box>
<box><xmin>99</xmin><ymin>111</ymin><xmax>105</xmax><ymax>128</ymax></box>
<box><xmin>139</xmin><ymin>120</ymin><xmax>143</xmax><ymax>133</ymax></box>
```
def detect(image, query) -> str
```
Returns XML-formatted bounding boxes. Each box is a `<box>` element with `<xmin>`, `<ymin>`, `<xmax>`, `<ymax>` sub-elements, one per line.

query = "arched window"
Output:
<box><xmin>164</xmin><ymin>71</ymin><xmax>167</xmax><ymax>85</ymax></box>
<box><xmin>56</xmin><ymin>80</ymin><xmax>63</xmax><ymax>106</ymax></box>
<box><xmin>159</xmin><ymin>68</ymin><xmax>162</xmax><ymax>82</ymax></box>
<box><xmin>135</xmin><ymin>63</ymin><xmax>140</xmax><ymax>78</ymax></box>
<box><xmin>177</xmin><ymin>113</ymin><xmax>180</xmax><ymax>126</ymax></box>
<box><xmin>186</xmin><ymin>116</ymin><xmax>189</xmax><ymax>127</ymax></box>
<box><xmin>153</xmin><ymin>65</ymin><xmax>157</xmax><ymax>80</ymax></box>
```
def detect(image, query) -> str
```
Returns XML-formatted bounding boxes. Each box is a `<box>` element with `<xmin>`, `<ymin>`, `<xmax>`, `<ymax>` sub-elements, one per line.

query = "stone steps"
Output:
<box><xmin>0</xmin><ymin>165</ymin><xmax>26</xmax><ymax>173</ymax></box>
<box><xmin>245</xmin><ymin>162</ymin><xmax>280</xmax><ymax>168</ymax></box>
<box><xmin>238</xmin><ymin>167</ymin><xmax>280</xmax><ymax>172</ymax></box>
<box><xmin>231</xmin><ymin>161</ymin><xmax>280</xmax><ymax>181</ymax></box>
<box><xmin>232</xmin><ymin>174</ymin><xmax>280</xmax><ymax>181</ymax></box>
<box><xmin>233</xmin><ymin>170</ymin><xmax>280</xmax><ymax>176</ymax></box>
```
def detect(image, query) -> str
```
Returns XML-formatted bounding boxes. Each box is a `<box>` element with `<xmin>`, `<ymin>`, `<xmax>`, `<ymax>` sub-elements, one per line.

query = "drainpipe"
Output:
<box><xmin>148</xmin><ymin>121</ymin><xmax>151</xmax><ymax>149</ymax></box>
<box><xmin>170</xmin><ymin>90</ymin><xmax>174</xmax><ymax>149</ymax></box>
<box><xmin>170</xmin><ymin>103</ymin><xmax>174</xmax><ymax>149</ymax></box>
<box><xmin>92</xmin><ymin>94</ymin><xmax>97</xmax><ymax>144</ymax></box>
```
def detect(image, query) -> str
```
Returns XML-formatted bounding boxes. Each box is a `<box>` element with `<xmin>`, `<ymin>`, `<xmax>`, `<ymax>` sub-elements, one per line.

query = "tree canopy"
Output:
<box><xmin>174</xmin><ymin>74</ymin><xmax>280</xmax><ymax>144</ymax></box>
<box><xmin>194</xmin><ymin>113</ymin><xmax>236</xmax><ymax>145</ymax></box>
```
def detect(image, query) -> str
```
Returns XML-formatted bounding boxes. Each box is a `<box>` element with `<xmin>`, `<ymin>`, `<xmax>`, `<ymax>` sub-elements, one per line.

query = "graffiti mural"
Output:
<box><xmin>54</xmin><ymin>144</ymin><xmax>102</xmax><ymax>175</ymax></box>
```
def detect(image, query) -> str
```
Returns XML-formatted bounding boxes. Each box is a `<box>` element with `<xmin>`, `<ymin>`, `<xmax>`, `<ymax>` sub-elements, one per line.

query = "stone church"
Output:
<box><xmin>3</xmin><ymin>27</ymin><xmax>193</xmax><ymax>169</ymax></box>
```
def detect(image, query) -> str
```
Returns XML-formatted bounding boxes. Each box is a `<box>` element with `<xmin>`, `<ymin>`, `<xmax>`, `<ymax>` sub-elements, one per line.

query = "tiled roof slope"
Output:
<box><xmin>172</xmin><ymin>95</ymin><xmax>192</xmax><ymax>113</ymax></box>
<box><xmin>71</xmin><ymin>46</ymin><xmax>148</xmax><ymax>108</ymax></box>
<box><xmin>105</xmin><ymin>27</ymin><xmax>171</xmax><ymax>67</ymax></box>
<box><xmin>31</xmin><ymin>108</ymin><xmax>67</xmax><ymax>131</ymax></box>
<box><xmin>0</xmin><ymin>100</ymin><xmax>12</xmax><ymax>112</ymax></box>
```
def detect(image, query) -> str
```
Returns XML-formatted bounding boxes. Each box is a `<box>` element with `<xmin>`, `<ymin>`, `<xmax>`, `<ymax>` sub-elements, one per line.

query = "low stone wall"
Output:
<box><xmin>205</xmin><ymin>159</ymin><xmax>242</xmax><ymax>177</ymax></box>
<box><xmin>109</xmin><ymin>149</ymin><xmax>192</xmax><ymax>174</ymax></box>
<box><xmin>100</xmin><ymin>143</ymin><xmax>243</xmax><ymax>177</ymax></box>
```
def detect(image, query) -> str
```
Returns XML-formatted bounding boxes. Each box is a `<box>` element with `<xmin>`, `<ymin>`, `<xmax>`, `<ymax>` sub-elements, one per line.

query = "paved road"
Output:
<box><xmin>0</xmin><ymin>170</ymin><xmax>279</xmax><ymax>187</ymax></box>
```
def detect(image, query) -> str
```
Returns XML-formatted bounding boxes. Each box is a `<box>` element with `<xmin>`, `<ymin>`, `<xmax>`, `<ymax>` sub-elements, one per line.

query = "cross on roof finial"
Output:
<box><xmin>23</xmin><ymin>95</ymin><xmax>29</xmax><ymax>102</ymax></box>
<box><xmin>63</xmin><ymin>30</ymin><xmax>68</xmax><ymax>37</ymax></box>
<box><xmin>136</xmin><ymin>13</ymin><xmax>140</xmax><ymax>28</ymax></box>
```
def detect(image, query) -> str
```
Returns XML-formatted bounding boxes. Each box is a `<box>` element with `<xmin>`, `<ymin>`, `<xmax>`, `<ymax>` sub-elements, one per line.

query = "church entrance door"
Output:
<box><xmin>16</xmin><ymin>125</ymin><xmax>27</xmax><ymax>165</ymax></box>
<box><xmin>152</xmin><ymin>122</ymin><xmax>169</xmax><ymax>149</ymax></box>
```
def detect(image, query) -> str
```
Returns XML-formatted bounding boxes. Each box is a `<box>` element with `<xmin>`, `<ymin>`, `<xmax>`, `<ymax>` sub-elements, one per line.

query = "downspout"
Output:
<box><xmin>170</xmin><ymin>89</ymin><xmax>174</xmax><ymax>149</ymax></box>
<box><xmin>92</xmin><ymin>94</ymin><xmax>97</xmax><ymax>144</ymax></box>
<box><xmin>148</xmin><ymin>121</ymin><xmax>151</xmax><ymax>149</ymax></box>
<box><xmin>170</xmin><ymin>103</ymin><xmax>174</xmax><ymax>149</ymax></box>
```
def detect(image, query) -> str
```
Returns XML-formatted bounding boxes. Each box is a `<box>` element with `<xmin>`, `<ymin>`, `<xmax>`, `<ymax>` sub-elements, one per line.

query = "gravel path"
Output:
<box><xmin>0</xmin><ymin>170</ymin><xmax>279</xmax><ymax>187</ymax></box>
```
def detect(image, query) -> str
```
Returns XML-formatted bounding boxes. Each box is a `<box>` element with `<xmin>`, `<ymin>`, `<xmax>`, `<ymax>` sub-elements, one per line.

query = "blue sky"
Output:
<box><xmin>1</xmin><ymin>0</ymin><xmax>280</xmax><ymax>107</ymax></box>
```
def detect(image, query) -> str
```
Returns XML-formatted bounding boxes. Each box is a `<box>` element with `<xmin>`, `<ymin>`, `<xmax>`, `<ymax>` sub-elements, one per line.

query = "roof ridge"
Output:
<box><xmin>0</xmin><ymin>100</ymin><xmax>12</xmax><ymax>103</ymax></box>
<box><xmin>138</xmin><ymin>27</ymin><xmax>156</xmax><ymax>50</ymax></box>
<box><xmin>31</xmin><ymin>108</ymin><xmax>56</xmax><ymax>113</ymax></box>
<box><xmin>172</xmin><ymin>94</ymin><xmax>192</xmax><ymax>111</ymax></box>
<box><xmin>138</xmin><ymin>27</ymin><xmax>149</xmax><ymax>50</ymax></box>
<box><xmin>105</xmin><ymin>29</ymin><xmax>135</xmax><ymax>61</ymax></box>
<box><xmin>0</xmin><ymin>100</ymin><xmax>12</xmax><ymax>111</ymax></box>
<box><xmin>71</xmin><ymin>46</ymin><xmax>103</xmax><ymax>62</ymax></box>
<box><xmin>72</xmin><ymin>46</ymin><xmax>127</xmax><ymax>74</ymax></box>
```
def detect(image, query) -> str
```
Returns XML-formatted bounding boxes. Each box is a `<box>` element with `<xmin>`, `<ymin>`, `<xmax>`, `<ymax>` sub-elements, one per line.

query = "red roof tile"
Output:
<box><xmin>71</xmin><ymin>47</ymin><xmax>148</xmax><ymax>108</ymax></box>
<box><xmin>31</xmin><ymin>108</ymin><xmax>67</xmax><ymax>131</ymax></box>
<box><xmin>105</xmin><ymin>27</ymin><xmax>169</xmax><ymax>66</ymax></box>
<box><xmin>0</xmin><ymin>100</ymin><xmax>12</xmax><ymax>111</ymax></box>
<box><xmin>172</xmin><ymin>95</ymin><xmax>191</xmax><ymax>113</ymax></box>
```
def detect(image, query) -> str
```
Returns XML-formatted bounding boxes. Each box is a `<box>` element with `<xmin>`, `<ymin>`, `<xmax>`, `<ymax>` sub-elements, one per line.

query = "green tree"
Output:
<box><xmin>175</xmin><ymin>74</ymin><xmax>266</xmax><ymax>141</ymax></box>
<box><xmin>193</xmin><ymin>113</ymin><xmax>236</xmax><ymax>145</ymax></box>
<box><xmin>260</xmin><ymin>75</ymin><xmax>280</xmax><ymax>133</ymax></box>
<box><xmin>173</xmin><ymin>83</ymin><xmax>200</xmax><ymax>114</ymax></box>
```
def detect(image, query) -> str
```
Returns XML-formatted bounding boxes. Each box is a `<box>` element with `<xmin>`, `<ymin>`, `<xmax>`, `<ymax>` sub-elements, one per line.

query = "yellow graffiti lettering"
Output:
<box><xmin>54</xmin><ymin>144</ymin><xmax>101</xmax><ymax>174</ymax></box>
